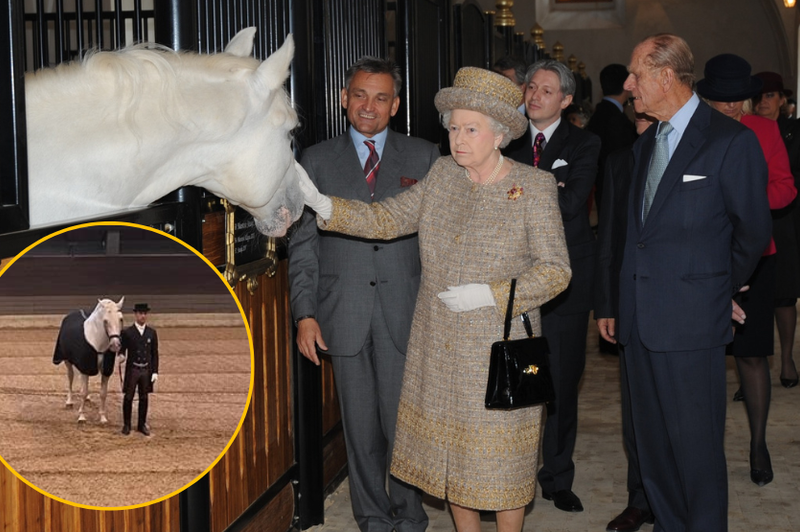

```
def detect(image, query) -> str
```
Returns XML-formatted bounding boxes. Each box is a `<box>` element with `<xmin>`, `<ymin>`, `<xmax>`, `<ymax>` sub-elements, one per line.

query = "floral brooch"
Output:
<box><xmin>507</xmin><ymin>184</ymin><xmax>524</xmax><ymax>200</ymax></box>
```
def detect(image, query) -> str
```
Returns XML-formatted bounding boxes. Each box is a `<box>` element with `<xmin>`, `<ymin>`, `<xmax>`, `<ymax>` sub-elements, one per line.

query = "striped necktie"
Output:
<box><xmin>532</xmin><ymin>132</ymin><xmax>545</xmax><ymax>168</ymax></box>
<box><xmin>364</xmin><ymin>140</ymin><xmax>379</xmax><ymax>199</ymax></box>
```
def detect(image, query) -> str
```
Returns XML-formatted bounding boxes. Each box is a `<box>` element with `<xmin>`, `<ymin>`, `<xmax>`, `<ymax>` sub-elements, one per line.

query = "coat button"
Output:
<box><xmin>454</xmin><ymin>235</ymin><xmax>460</xmax><ymax>243</ymax></box>
<box><xmin>370</xmin><ymin>281</ymin><xmax>376</xmax><ymax>286</ymax></box>
<box><xmin>373</xmin><ymin>245</ymin><xmax>379</xmax><ymax>251</ymax></box>
<box><xmin>637</xmin><ymin>243</ymin><xmax>645</xmax><ymax>249</ymax></box>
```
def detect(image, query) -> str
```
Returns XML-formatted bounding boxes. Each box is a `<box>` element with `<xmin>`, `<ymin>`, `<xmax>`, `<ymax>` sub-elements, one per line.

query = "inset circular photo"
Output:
<box><xmin>0</xmin><ymin>222</ymin><xmax>253</xmax><ymax>509</ymax></box>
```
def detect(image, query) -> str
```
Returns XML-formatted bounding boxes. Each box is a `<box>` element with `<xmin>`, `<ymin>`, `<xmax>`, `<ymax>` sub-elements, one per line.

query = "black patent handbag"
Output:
<box><xmin>485</xmin><ymin>278</ymin><xmax>556</xmax><ymax>411</ymax></box>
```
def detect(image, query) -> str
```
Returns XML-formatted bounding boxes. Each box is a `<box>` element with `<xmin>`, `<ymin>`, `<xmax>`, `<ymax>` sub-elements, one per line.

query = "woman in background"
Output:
<box><xmin>697</xmin><ymin>54</ymin><xmax>796</xmax><ymax>487</ymax></box>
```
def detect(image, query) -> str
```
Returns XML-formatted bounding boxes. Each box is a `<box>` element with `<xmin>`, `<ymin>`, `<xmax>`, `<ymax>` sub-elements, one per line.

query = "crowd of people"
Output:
<box><xmin>287</xmin><ymin>32</ymin><xmax>799</xmax><ymax>532</ymax></box>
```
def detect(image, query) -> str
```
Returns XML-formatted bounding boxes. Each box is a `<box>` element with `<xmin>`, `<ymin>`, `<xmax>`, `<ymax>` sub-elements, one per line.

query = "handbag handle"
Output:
<box><xmin>503</xmin><ymin>279</ymin><xmax>535</xmax><ymax>340</ymax></box>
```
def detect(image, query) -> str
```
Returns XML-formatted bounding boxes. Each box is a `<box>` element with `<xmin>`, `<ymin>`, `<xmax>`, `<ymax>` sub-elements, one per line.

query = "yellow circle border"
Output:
<box><xmin>0</xmin><ymin>221</ymin><xmax>256</xmax><ymax>512</ymax></box>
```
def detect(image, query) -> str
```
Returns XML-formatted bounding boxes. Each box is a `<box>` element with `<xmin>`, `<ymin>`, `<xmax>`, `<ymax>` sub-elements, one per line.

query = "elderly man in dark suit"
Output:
<box><xmin>504</xmin><ymin>58</ymin><xmax>600</xmax><ymax>514</ymax></box>
<box><xmin>287</xmin><ymin>57</ymin><xmax>440</xmax><ymax>532</ymax></box>
<box><xmin>618</xmin><ymin>34</ymin><xmax>771</xmax><ymax>531</ymax></box>
<box><xmin>119</xmin><ymin>302</ymin><xmax>159</xmax><ymax>436</ymax></box>
<box><xmin>587</xmin><ymin>63</ymin><xmax>638</xmax><ymax>216</ymax></box>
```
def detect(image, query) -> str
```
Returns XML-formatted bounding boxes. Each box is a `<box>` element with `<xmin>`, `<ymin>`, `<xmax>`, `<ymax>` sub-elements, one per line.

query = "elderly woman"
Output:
<box><xmin>697</xmin><ymin>54</ymin><xmax>797</xmax><ymax>487</ymax></box>
<box><xmin>301</xmin><ymin>67</ymin><xmax>571</xmax><ymax>531</ymax></box>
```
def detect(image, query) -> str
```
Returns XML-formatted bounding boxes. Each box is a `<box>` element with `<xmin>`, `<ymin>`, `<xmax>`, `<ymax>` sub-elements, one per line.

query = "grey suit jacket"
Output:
<box><xmin>287</xmin><ymin>128</ymin><xmax>441</xmax><ymax>356</ymax></box>
<box><xmin>618</xmin><ymin>101</ymin><xmax>772</xmax><ymax>351</ymax></box>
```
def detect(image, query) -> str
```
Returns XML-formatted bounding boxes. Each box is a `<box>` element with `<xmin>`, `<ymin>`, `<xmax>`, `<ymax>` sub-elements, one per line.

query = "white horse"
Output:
<box><xmin>25</xmin><ymin>28</ymin><xmax>305</xmax><ymax>236</ymax></box>
<box><xmin>52</xmin><ymin>297</ymin><xmax>124</xmax><ymax>424</ymax></box>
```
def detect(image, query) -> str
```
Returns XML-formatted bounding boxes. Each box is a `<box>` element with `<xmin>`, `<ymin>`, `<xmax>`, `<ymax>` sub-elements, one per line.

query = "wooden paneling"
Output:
<box><xmin>320</xmin><ymin>359</ymin><xmax>341</xmax><ymax>435</ymax></box>
<box><xmin>239</xmin><ymin>483</ymin><xmax>293</xmax><ymax>532</ymax></box>
<box><xmin>208</xmin><ymin>261</ymin><xmax>295</xmax><ymax>532</ymax></box>
<box><xmin>0</xmin><ymin>466</ymin><xmax>180</xmax><ymax>532</ymax></box>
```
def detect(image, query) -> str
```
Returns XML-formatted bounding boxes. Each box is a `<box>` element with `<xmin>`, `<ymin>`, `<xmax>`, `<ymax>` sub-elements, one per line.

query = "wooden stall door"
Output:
<box><xmin>205</xmin><ymin>262</ymin><xmax>295</xmax><ymax>532</ymax></box>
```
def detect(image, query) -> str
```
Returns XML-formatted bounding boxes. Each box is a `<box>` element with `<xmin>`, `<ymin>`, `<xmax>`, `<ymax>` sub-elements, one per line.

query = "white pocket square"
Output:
<box><xmin>683</xmin><ymin>174</ymin><xmax>706</xmax><ymax>182</ymax></box>
<box><xmin>552</xmin><ymin>159</ymin><xmax>568</xmax><ymax>169</ymax></box>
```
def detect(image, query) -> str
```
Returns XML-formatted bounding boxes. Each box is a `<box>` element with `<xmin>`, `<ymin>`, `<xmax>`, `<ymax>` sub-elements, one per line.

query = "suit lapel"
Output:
<box><xmin>642</xmin><ymin>105</ymin><xmax>709</xmax><ymax>229</ymax></box>
<box><xmin>373</xmin><ymin>129</ymin><xmax>401</xmax><ymax>201</ymax></box>
<box><xmin>504</xmin><ymin>126</ymin><xmax>533</xmax><ymax>166</ymax></box>
<box><xmin>632</xmin><ymin>129</ymin><xmax>656</xmax><ymax>232</ymax></box>
<box><xmin>337</xmin><ymin>134</ymin><xmax>374</xmax><ymax>202</ymax></box>
<box><xmin>538</xmin><ymin>120</ymin><xmax>569</xmax><ymax>172</ymax></box>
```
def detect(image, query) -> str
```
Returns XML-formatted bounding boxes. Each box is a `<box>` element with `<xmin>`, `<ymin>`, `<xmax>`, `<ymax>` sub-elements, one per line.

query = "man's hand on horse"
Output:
<box><xmin>151</xmin><ymin>373</ymin><xmax>158</xmax><ymax>383</ymax></box>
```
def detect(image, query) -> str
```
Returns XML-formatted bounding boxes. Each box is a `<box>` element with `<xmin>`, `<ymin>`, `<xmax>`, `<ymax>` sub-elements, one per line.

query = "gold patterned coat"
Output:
<box><xmin>320</xmin><ymin>156</ymin><xmax>571</xmax><ymax>510</ymax></box>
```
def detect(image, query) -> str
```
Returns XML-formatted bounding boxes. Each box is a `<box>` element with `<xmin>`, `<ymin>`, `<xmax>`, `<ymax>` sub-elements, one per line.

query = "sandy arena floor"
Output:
<box><xmin>0</xmin><ymin>325</ymin><xmax>251</xmax><ymax>508</ymax></box>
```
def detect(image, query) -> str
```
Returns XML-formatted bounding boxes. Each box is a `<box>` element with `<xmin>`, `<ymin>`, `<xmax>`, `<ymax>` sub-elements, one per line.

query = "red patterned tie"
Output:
<box><xmin>364</xmin><ymin>140</ymin><xmax>379</xmax><ymax>199</ymax></box>
<box><xmin>532</xmin><ymin>132</ymin><xmax>545</xmax><ymax>168</ymax></box>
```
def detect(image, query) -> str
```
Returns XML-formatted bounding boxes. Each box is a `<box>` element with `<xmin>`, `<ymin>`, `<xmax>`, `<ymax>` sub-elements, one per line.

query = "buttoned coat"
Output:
<box><xmin>618</xmin><ymin>102</ymin><xmax>772</xmax><ymax>351</ymax></box>
<box><xmin>319</xmin><ymin>158</ymin><xmax>571</xmax><ymax>510</ymax></box>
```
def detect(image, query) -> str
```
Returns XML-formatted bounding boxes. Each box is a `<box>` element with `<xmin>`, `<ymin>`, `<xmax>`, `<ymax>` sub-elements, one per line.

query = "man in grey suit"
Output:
<box><xmin>618</xmin><ymin>34</ymin><xmax>771</xmax><ymax>531</ymax></box>
<box><xmin>287</xmin><ymin>57</ymin><xmax>440</xmax><ymax>532</ymax></box>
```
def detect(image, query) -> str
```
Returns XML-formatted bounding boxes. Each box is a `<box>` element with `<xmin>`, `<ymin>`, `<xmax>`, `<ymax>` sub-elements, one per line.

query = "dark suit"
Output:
<box><xmin>120</xmin><ymin>324</ymin><xmax>159</xmax><ymax>430</ymax></box>
<box><xmin>504</xmin><ymin>119</ymin><xmax>600</xmax><ymax>494</ymax></box>
<box><xmin>587</xmin><ymin>99</ymin><xmax>637</xmax><ymax>214</ymax></box>
<box><xmin>288</xmin><ymin>128</ymin><xmax>439</xmax><ymax>532</ymax></box>
<box><xmin>618</xmin><ymin>100</ymin><xmax>771</xmax><ymax>531</ymax></box>
<box><xmin>593</xmin><ymin>148</ymin><xmax>649</xmax><ymax>514</ymax></box>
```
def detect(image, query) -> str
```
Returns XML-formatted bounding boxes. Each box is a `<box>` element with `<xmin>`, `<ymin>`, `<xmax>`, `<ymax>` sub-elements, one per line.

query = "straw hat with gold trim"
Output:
<box><xmin>435</xmin><ymin>67</ymin><xmax>528</xmax><ymax>140</ymax></box>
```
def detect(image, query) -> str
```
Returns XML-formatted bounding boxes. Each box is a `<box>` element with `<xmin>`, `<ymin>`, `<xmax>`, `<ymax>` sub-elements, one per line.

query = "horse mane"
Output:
<box><xmin>26</xmin><ymin>43</ymin><xmax>269</xmax><ymax>136</ymax></box>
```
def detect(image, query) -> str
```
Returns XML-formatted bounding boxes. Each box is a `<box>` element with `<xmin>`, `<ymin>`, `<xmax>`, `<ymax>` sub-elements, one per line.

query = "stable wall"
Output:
<box><xmin>468</xmin><ymin>0</ymin><xmax>800</xmax><ymax>102</ymax></box>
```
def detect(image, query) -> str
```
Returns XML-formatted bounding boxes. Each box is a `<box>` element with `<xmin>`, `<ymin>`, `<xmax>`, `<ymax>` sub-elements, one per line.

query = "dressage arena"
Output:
<box><xmin>0</xmin><ymin>248</ymin><xmax>252</xmax><ymax>509</ymax></box>
<box><xmin>0</xmin><ymin>319</ymin><xmax>250</xmax><ymax>508</ymax></box>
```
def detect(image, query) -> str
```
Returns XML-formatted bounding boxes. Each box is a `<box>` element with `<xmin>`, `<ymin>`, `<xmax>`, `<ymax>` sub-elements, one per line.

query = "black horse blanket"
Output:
<box><xmin>52</xmin><ymin>311</ymin><xmax>115</xmax><ymax>377</ymax></box>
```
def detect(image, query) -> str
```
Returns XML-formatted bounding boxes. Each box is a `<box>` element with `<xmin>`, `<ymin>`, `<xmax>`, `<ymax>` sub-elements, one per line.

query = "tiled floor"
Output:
<box><xmin>306</xmin><ymin>312</ymin><xmax>800</xmax><ymax>531</ymax></box>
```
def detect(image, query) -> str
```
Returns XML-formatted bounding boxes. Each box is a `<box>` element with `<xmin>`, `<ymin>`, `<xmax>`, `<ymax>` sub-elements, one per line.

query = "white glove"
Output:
<box><xmin>296</xmin><ymin>161</ymin><xmax>332</xmax><ymax>220</ymax></box>
<box><xmin>437</xmin><ymin>284</ymin><xmax>496</xmax><ymax>312</ymax></box>
<box><xmin>151</xmin><ymin>373</ymin><xmax>158</xmax><ymax>383</ymax></box>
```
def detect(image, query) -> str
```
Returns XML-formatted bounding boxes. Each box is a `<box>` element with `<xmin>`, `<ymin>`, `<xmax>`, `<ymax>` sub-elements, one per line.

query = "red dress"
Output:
<box><xmin>741</xmin><ymin>114</ymin><xmax>796</xmax><ymax>255</ymax></box>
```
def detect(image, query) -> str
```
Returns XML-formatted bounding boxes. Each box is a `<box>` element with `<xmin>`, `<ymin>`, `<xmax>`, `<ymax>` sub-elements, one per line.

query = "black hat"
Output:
<box><xmin>133</xmin><ymin>303</ymin><xmax>150</xmax><ymax>312</ymax></box>
<box><xmin>696</xmin><ymin>54</ymin><xmax>763</xmax><ymax>103</ymax></box>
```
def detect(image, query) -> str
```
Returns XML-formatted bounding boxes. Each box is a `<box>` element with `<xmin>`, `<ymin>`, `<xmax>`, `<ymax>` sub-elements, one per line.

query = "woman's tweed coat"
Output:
<box><xmin>321</xmin><ymin>156</ymin><xmax>571</xmax><ymax>510</ymax></box>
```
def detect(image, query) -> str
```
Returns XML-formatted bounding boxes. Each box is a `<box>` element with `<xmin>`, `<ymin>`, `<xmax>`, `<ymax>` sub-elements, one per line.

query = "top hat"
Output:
<box><xmin>133</xmin><ymin>303</ymin><xmax>151</xmax><ymax>312</ymax></box>
<box><xmin>434</xmin><ymin>67</ymin><xmax>528</xmax><ymax>140</ymax></box>
<box><xmin>754</xmin><ymin>71</ymin><xmax>793</xmax><ymax>97</ymax></box>
<box><xmin>696</xmin><ymin>54</ymin><xmax>763</xmax><ymax>103</ymax></box>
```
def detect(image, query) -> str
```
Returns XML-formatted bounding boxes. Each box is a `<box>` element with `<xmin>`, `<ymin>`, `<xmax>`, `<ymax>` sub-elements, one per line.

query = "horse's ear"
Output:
<box><xmin>224</xmin><ymin>27</ymin><xmax>257</xmax><ymax>58</ymax></box>
<box><xmin>253</xmin><ymin>34</ymin><xmax>294</xmax><ymax>92</ymax></box>
<box><xmin>116</xmin><ymin>296</ymin><xmax>125</xmax><ymax>310</ymax></box>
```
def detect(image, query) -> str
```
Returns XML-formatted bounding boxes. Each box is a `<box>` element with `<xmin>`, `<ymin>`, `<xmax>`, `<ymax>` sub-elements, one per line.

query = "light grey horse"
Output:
<box><xmin>53</xmin><ymin>297</ymin><xmax>124</xmax><ymax>424</ymax></box>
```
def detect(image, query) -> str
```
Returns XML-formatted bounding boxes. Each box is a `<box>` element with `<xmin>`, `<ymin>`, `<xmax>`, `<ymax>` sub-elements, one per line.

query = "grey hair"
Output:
<box><xmin>441</xmin><ymin>110</ymin><xmax>513</xmax><ymax>149</ymax></box>
<box><xmin>344</xmin><ymin>56</ymin><xmax>403</xmax><ymax>97</ymax></box>
<box><xmin>524</xmin><ymin>59</ymin><xmax>576</xmax><ymax>97</ymax></box>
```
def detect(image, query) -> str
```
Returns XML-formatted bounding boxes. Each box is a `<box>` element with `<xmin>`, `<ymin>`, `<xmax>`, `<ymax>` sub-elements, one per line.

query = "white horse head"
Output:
<box><xmin>25</xmin><ymin>28</ymin><xmax>304</xmax><ymax>236</ymax></box>
<box><xmin>84</xmin><ymin>297</ymin><xmax>125</xmax><ymax>354</ymax></box>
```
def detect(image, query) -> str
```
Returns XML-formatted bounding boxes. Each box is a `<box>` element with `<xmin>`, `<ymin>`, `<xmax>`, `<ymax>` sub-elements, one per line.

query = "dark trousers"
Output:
<box><xmin>330</xmin><ymin>300</ymin><xmax>427</xmax><ymax>532</ymax></box>
<box><xmin>123</xmin><ymin>366</ymin><xmax>150</xmax><ymax>429</ymax></box>
<box><xmin>619</xmin><ymin>346</ymin><xmax>649</xmax><ymax>512</ymax></box>
<box><xmin>625</xmin><ymin>318</ymin><xmax>727</xmax><ymax>532</ymax></box>
<box><xmin>537</xmin><ymin>310</ymin><xmax>589</xmax><ymax>493</ymax></box>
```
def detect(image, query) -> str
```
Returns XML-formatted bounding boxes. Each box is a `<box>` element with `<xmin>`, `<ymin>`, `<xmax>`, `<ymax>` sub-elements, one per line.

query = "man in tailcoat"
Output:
<box><xmin>504</xmin><ymin>58</ymin><xmax>600</xmax><ymax>513</ymax></box>
<box><xmin>618</xmin><ymin>34</ymin><xmax>771</xmax><ymax>531</ymax></box>
<box><xmin>120</xmin><ymin>302</ymin><xmax>159</xmax><ymax>436</ymax></box>
<box><xmin>287</xmin><ymin>57</ymin><xmax>439</xmax><ymax>532</ymax></box>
